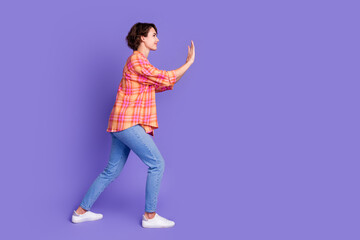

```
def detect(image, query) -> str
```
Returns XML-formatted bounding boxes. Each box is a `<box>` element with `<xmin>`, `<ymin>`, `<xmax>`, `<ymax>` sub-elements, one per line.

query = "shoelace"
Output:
<box><xmin>156</xmin><ymin>214</ymin><xmax>172</xmax><ymax>223</ymax></box>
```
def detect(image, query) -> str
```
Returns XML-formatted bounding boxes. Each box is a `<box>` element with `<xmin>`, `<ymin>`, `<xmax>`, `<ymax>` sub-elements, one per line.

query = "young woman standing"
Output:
<box><xmin>71</xmin><ymin>22</ymin><xmax>195</xmax><ymax>228</ymax></box>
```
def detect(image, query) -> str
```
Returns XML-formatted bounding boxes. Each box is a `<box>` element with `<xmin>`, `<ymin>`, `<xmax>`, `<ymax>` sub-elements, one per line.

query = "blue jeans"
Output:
<box><xmin>79</xmin><ymin>124</ymin><xmax>165</xmax><ymax>212</ymax></box>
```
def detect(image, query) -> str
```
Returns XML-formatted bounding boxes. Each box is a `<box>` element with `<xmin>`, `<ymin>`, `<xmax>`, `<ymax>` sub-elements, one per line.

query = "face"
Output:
<box><xmin>141</xmin><ymin>27</ymin><xmax>159</xmax><ymax>50</ymax></box>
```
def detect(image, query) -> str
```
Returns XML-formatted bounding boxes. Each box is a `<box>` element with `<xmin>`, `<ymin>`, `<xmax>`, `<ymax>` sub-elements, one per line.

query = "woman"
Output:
<box><xmin>71</xmin><ymin>22</ymin><xmax>195</xmax><ymax>228</ymax></box>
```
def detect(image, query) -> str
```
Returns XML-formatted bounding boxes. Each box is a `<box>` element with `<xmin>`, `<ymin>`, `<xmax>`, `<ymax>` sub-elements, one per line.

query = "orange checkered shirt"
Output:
<box><xmin>106</xmin><ymin>50</ymin><xmax>177</xmax><ymax>136</ymax></box>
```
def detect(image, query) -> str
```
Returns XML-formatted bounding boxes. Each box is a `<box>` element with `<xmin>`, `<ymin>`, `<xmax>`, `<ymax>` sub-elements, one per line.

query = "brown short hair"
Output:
<box><xmin>126</xmin><ymin>22</ymin><xmax>157</xmax><ymax>51</ymax></box>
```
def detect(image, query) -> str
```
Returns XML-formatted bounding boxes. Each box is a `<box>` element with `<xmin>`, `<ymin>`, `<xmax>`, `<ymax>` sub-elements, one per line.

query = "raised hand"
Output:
<box><xmin>186</xmin><ymin>40</ymin><xmax>195</xmax><ymax>65</ymax></box>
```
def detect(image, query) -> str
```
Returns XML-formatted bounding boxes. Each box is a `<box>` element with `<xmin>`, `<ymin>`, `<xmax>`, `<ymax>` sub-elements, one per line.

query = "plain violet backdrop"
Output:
<box><xmin>0</xmin><ymin>0</ymin><xmax>359</xmax><ymax>239</ymax></box>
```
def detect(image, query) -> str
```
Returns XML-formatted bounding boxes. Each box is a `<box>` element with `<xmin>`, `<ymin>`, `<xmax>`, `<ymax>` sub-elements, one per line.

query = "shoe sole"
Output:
<box><xmin>142</xmin><ymin>221</ymin><xmax>175</xmax><ymax>228</ymax></box>
<box><xmin>72</xmin><ymin>216</ymin><xmax>103</xmax><ymax>224</ymax></box>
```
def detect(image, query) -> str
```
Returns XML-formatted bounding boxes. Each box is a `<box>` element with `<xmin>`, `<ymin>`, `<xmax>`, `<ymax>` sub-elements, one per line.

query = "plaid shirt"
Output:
<box><xmin>106</xmin><ymin>50</ymin><xmax>177</xmax><ymax>136</ymax></box>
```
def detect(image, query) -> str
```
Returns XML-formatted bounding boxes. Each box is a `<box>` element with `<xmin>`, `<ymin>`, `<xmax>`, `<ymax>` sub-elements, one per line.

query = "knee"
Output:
<box><xmin>101</xmin><ymin>167</ymin><xmax>121</xmax><ymax>180</ymax></box>
<box><xmin>155</xmin><ymin>158</ymin><xmax>165</xmax><ymax>174</ymax></box>
<box><xmin>148</xmin><ymin>155</ymin><xmax>165</xmax><ymax>174</ymax></box>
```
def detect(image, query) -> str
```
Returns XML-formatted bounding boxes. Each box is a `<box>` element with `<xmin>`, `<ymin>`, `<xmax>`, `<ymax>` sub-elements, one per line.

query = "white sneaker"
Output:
<box><xmin>71</xmin><ymin>210</ymin><xmax>103</xmax><ymax>223</ymax></box>
<box><xmin>142</xmin><ymin>213</ymin><xmax>175</xmax><ymax>228</ymax></box>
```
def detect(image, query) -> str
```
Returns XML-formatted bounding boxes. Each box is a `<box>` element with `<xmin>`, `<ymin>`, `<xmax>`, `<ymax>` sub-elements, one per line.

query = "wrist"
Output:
<box><xmin>185</xmin><ymin>61</ymin><xmax>192</xmax><ymax>67</ymax></box>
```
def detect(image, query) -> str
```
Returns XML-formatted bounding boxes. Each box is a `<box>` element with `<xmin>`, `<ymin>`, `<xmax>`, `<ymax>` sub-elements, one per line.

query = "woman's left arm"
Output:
<box><xmin>155</xmin><ymin>85</ymin><xmax>173</xmax><ymax>93</ymax></box>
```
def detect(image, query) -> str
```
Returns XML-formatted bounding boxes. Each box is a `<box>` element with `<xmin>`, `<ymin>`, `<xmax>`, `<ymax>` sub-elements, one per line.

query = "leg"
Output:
<box><xmin>78</xmin><ymin>133</ymin><xmax>131</xmax><ymax>211</ymax></box>
<box><xmin>111</xmin><ymin>125</ymin><xmax>165</xmax><ymax>216</ymax></box>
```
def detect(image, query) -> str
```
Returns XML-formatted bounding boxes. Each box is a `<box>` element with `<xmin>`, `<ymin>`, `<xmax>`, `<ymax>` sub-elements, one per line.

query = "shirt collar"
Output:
<box><xmin>134</xmin><ymin>50</ymin><xmax>147</xmax><ymax>59</ymax></box>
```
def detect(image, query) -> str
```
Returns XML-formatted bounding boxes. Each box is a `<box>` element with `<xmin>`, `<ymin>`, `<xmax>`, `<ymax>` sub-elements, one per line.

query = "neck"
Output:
<box><xmin>136</xmin><ymin>45</ymin><xmax>150</xmax><ymax>58</ymax></box>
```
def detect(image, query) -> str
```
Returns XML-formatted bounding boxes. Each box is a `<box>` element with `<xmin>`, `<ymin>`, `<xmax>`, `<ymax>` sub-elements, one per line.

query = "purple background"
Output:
<box><xmin>1</xmin><ymin>0</ymin><xmax>359</xmax><ymax>239</ymax></box>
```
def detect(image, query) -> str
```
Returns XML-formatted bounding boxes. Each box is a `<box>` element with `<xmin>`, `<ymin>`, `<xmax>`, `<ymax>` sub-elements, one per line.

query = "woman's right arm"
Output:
<box><xmin>131</xmin><ymin>40</ymin><xmax>195</xmax><ymax>87</ymax></box>
<box><xmin>174</xmin><ymin>40</ymin><xmax>195</xmax><ymax>84</ymax></box>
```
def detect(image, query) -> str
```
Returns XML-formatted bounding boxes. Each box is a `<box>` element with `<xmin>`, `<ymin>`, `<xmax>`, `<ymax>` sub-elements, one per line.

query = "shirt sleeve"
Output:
<box><xmin>130</xmin><ymin>54</ymin><xmax>177</xmax><ymax>88</ymax></box>
<box><xmin>155</xmin><ymin>85</ymin><xmax>174</xmax><ymax>93</ymax></box>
